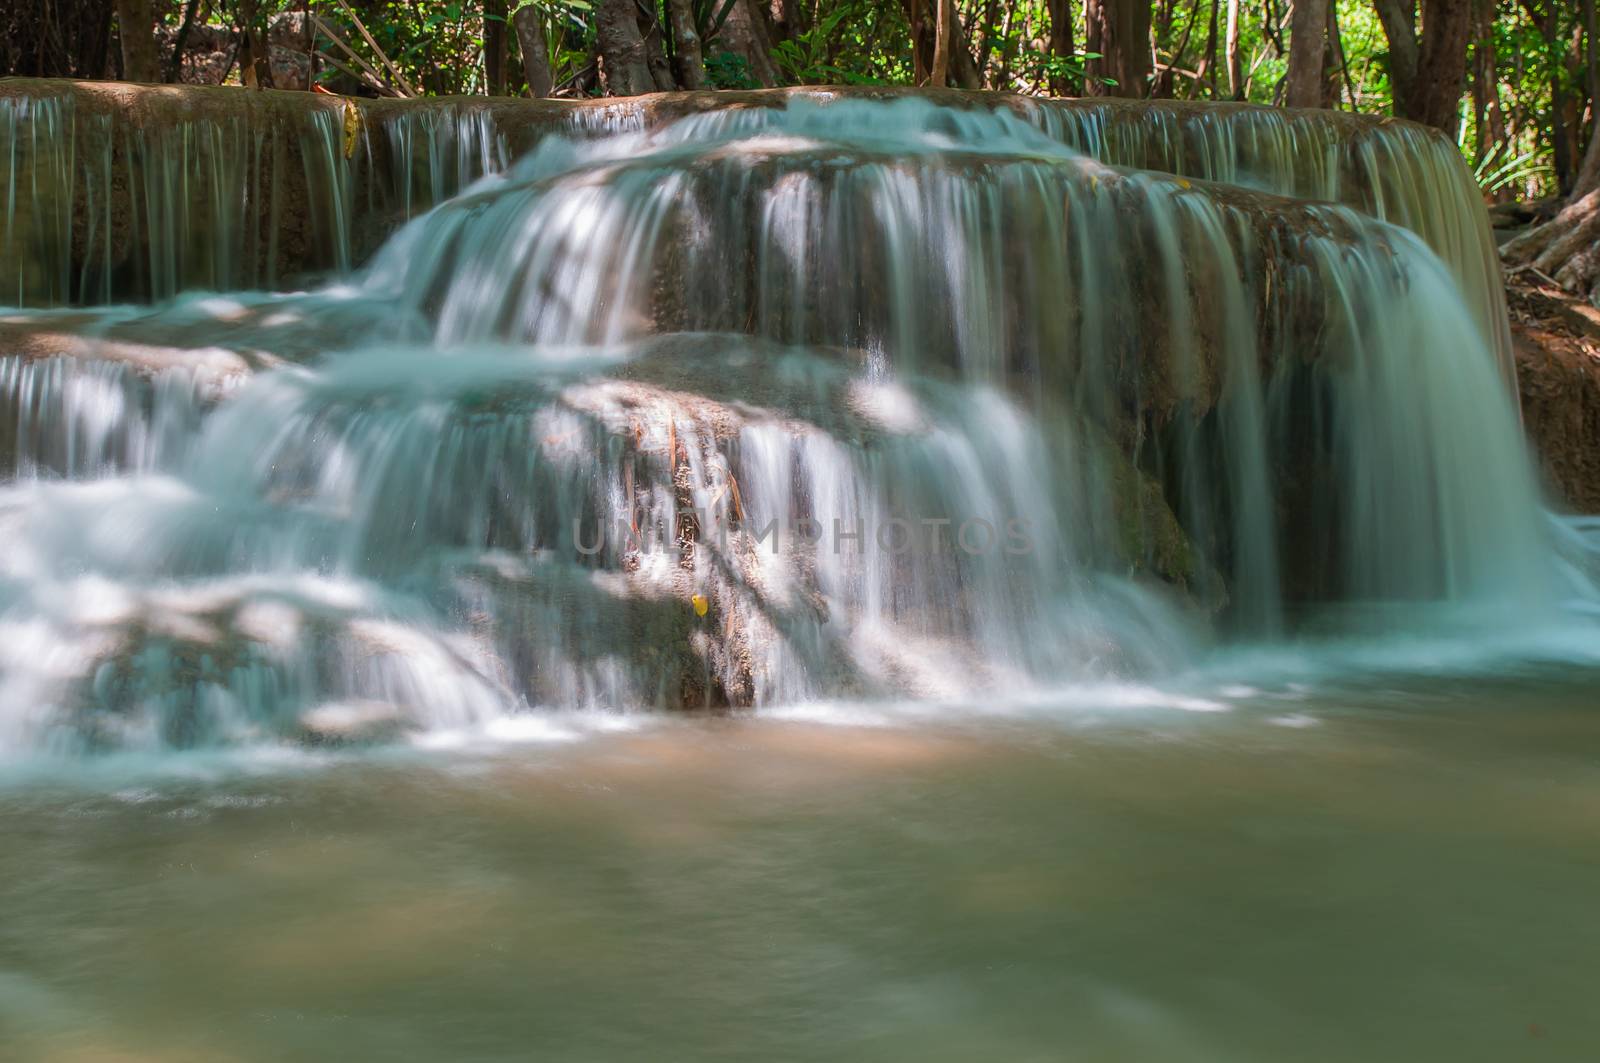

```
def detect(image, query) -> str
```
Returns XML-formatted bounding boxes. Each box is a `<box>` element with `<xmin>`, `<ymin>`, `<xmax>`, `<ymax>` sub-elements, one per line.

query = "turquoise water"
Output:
<box><xmin>2</xmin><ymin>90</ymin><xmax>1598</xmax><ymax>1061</ymax></box>
<box><xmin>3</xmin><ymin>669</ymin><xmax>1597</xmax><ymax>1062</ymax></box>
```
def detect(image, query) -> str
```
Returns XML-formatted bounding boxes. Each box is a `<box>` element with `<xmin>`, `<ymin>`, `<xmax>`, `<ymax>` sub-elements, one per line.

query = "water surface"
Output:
<box><xmin>3</xmin><ymin>672</ymin><xmax>1596</xmax><ymax>1062</ymax></box>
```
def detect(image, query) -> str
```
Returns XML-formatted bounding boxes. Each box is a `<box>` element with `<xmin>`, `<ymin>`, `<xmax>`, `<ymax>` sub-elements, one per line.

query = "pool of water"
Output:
<box><xmin>2</xmin><ymin>669</ymin><xmax>1597</xmax><ymax>1061</ymax></box>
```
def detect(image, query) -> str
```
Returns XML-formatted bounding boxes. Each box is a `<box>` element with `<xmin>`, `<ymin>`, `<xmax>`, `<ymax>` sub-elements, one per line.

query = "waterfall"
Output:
<box><xmin>0</xmin><ymin>83</ymin><xmax>1510</xmax><ymax>380</ymax></box>
<box><xmin>0</xmin><ymin>88</ymin><xmax>1583</xmax><ymax>755</ymax></box>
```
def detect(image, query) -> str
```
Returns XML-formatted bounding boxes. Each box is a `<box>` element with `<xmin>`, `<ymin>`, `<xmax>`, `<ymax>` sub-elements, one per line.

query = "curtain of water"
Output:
<box><xmin>0</xmin><ymin>94</ymin><xmax>1578</xmax><ymax>755</ymax></box>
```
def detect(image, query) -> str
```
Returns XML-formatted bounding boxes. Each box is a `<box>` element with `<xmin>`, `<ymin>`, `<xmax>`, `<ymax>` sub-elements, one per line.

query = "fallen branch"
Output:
<box><xmin>1507</xmin><ymin>262</ymin><xmax>1564</xmax><ymax>288</ymax></box>
<box><xmin>315</xmin><ymin>49</ymin><xmax>403</xmax><ymax>97</ymax></box>
<box><xmin>309</xmin><ymin>14</ymin><xmax>405</xmax><ymax>97</ymax></box>
<box><xmin>330</xmin><ymin>0</ymin><xmax>418</xmax><ymax>96</ymax></box>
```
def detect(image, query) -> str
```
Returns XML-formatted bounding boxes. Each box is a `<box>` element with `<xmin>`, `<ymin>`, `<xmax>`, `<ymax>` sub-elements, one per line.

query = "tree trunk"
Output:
<box><xmin>1576</xmin><ymin>122</ymin><xmax>1600</xmax><ymax>202</ymax></box>
<box><xmin>1587</xmin><ymin>0</ymin><xmax>1600</xmax><ymax>109</ymax></box>
<box><xmin>1470</xmin><ymin>0</ymin><xmax>1507</xmax><ymax>164</ymax></box>
<box><xmin>485</xmin><ymin>0</ymin><xmax>508</xmax><ymax>95</ymax></box>
<box><xmin>115</xmin><ymin>0</ymin><xmax>160</xmax><ymax>82</ymax></box>
<box><xmin>640</xmin><ymin>5</ymin><xmax>678</xmax><ymax>92</ymax></box>
<box><xmin>932</xmin><ymin>0</ymin><xmax>952</xmax><ymax>87</ymax></box>
<box><xmin>1046</xmin><ymin>0</ymin><xmax>1076</xmax><ymax>95</ymax></box>
<box><xmin>947</xmin><ymin>15</ymin><xmax>984</xmax><ymax>88</ymax></box>
<box><xmin>904</xmin><ymin>0</ymin><xmax>984</xmax><ymax>89</ymax></box>
<box><xmin>1202</xmin><ymin>0</ymin><xmax>1221</xmax><ymax>98</ymax></box>
<box><xmin>719</xmin><ymin>0</ymin><xmax>781</xmax><ymax>87</ymax></box>
<box><xmin>1084</xmin><ymin>0</ymin><xmax>1152</xmax><ymax>97</ymax></box>
<box><xmin>1225</xmin><ymin>0</ymin><xmax>1243</xmax><ymax>98</ymax></box>
<box><xmin>165</xmin><ymin>0</ymin><xmax>201</xmax><ymax>83</ymax></box>
<box><xmin>910</xmin><ymin>0</ymin><xmax>929</xmax><ymax>84</ymax></box>
<box><xmin>1414</xmin><ymin>0</ymin><xmax>1474</xmax><ymax>134</ymax></box>
<box><xmin>236</xmin><ymin>0</ymin><xmax>274</xmax><ymax>89</ymax></box>
<box><xmin>1375</xmin><ymin>0</ymin><xmax>1473</xmax><ymax>133</ymax></box>
<box><xmin>770</xmin><ymin>0</ymin><xmax>808</xmax><ymax>42</ymax></box>
<box><xmin>1569</xmin><ymin>0</ymin><xmax>1600</xmax><ymax>202</ymax></box>
<box><xmin>1285</xmin><ymin>0</ymin><xmax>1328</xmax><ymax>107</ymax></box>
<box><xmin>1372</xmin><ymin>0</ymin><xmax>1419</xmax><ymax>103</ymax></box>
<box><xmin>666</xmin><ymin>0</ymin><xmax>707</xmax><ymax>89</ymax></box>
<box><xmin>1576</xmin><ymin>0</ymin><xmax>1600</xmax><ymax>202</ymax></box>
<box><xmin>514</xmin><ymin>4</ymin><xmax>554</xmax><ymax>98</ymax></box>
<box><xmin>1151</xmin><ymin>0</ymin><xmax>1176</xmax><ymax>97</ymax></box>
<box><xmin>596</xmin><ymin>0</ymin><xmax>657</xmax><ymax>95</ymax></box>
<box><xmin>1533</xmin><ymin>3</ymin><xmax>1572</xmax><ymax>191</ymax></box>
<box><xmin>1322</xmin><ymin>1</ymin><xmax>1347</xmax><ymax>108</ymax></box>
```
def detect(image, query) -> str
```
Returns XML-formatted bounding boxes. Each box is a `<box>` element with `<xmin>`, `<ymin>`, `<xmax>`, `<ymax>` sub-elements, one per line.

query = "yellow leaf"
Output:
<box><xmin>343</xmin><ymin>101</ymin><xmax>361</xmax><ymax>160</ymax></box>
<box><xmin>692</xmin><ymin>594</ymin><xmax>709</xmax><ymax>617</ymax></box>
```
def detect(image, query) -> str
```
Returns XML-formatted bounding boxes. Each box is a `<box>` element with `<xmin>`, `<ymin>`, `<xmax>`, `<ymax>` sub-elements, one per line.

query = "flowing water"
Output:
<box><xmin>0</xmin><ymin>87</ymin><xmax>1598</xmax><ymax>1059</ymax></box>
<box><xmin>3</xmin><ymin>675</ymin><xmax>1600</xmax><ymax>1062</ymax></box>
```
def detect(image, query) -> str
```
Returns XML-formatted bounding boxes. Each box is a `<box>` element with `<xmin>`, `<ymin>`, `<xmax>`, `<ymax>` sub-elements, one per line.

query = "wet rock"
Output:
<box><xmin>1508</xmin><ymin>280</ymin><xmax>1600</xmax><ymax>512</ymax></box>
<box><xmin>298</xmin><ymin>700</ymin><xmax>407</xmax><ymax>745</ymax></box>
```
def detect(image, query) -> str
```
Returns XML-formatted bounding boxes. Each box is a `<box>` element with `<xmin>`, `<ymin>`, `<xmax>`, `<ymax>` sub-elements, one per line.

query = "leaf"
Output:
<box><xmin>342</xmin><ymin>100</ymin><xmax>361</xmax><ymax>160</ymax></box>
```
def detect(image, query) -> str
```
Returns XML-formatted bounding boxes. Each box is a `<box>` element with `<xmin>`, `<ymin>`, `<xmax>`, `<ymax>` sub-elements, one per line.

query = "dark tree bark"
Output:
<box><xmin>1085</xmin><ymin>0</ymin><xmax>1152</xmax><ymax>98</ymax></box>
<box><xmin>236</xmin><ymin>0</ymin><xmax>274</xmax><ymax>89</ymax></box>
<box><xmin>164</xmin><ymin>0</ymin><xmax>201</xmax><ymax>83</ymax></box>
<box><xmin>1470</xmin><ymin>0</ymin><xmax>1507</xmax><ymax>164</ymax></box>
<box><xmin>1200</xmin><ymin>0</ymin><xmax>1221</xmax><ymax>98</ymax></box>
<box><xmin>1150</xmin><ymin>0</ymin><xmax>1193</xmax><ymax>98</ymax></box>
<box><xmin>485</xmin><ymin>0</ymin><xmax>508</xmax><ymax>95</ymax></box>
<box><xmin>903</xmin><ymin>0</ymin><xmax>983</xmax><ymax>88</ymax></box>
<box><xmin>640</xmin><ymin>10</ymin><xmax>677</xmax><ymax>92</ymax></box>
<box><xmin>1576</xmin><ymin>121</ymin><xmax>1600</xmax><ymax>202</ymax></box>
<box><xmin>115</xmin><ymin>0</ymin><xmax>161</xmax><ymax>82</ymax></box>
<box><xmin>1557</xmin><ymin>0</ymin><xmax>1599</xmax><ymax>200</ymax></box>
<box><xmin>1149</xmin><ymin>0</ymin><xmax>1176</xmax><ymax>96</ymax></box>
<box><xmin>719</xmin><ymin>0</ymin><xmax>781</xmax><ymax>87</ymax></box>
<box><xmin>910</xmin><ymin>0</ymin><xmax>929</xmax><ymax>83</ymax></box>
<box><xmin>1586</xmin><ymin>0</ymin><xmax>1600</xmax><ymax>143</ymax></box>
<box><xmin>1323</xmin><ymin>1</ymin><xmax>1350</xmax><ymax>108</ymax></box>
<box><xmin>1408</xmin><ymin>0</ymin><xmax>1473</xmax><ymax>131</ymax></box>
<box><xmin>770</xmin><ymin>0</ymin><xmax>808</xmax><ymax>41</ymax></box>
<box><xmin>932</xmin><ymin>0</ymin><xmax>953</xmax><ymax>87</ymax></box>
<box><xmin>1285</xmin><ymin>0</ymin><xmax>1328</xmax><ymax>107</ymax></box>
<box><xmin>1515</xmin><ymin>2</ymin><xmax>1573</xmax><ymax>191</ymax></box>
<box><xmin>514</xmin><ymin>4</ymin><xmax>554</xmax><ymax>98</ymax></box>
<box><xmin>1374</xmin><ymin>0</ymin><xmax>1474</xmax><ymax>133</ymax></box>
<box><xmin>1225</xmin><ymin>0</ymin><xmax>1243</xmax><ymax>97</ymax></box>
<box><xmin>596</xmin><ymin>0</ymin><xmax>658</xmax><ymax>95</ymax></box>
<box><xmin>666</xmin><ymin>0</ymin><xmax>707</xmax><ymax>89</ymax></box>
<box><xmin>2</xmin><ymin>0</ymin><xmax>115</xmax><ymax>78</ymax></box>
<box><xmin>1046</xmin><ymin>0</ymin><xmax>1077</xmax><ymax>95</ymax></box>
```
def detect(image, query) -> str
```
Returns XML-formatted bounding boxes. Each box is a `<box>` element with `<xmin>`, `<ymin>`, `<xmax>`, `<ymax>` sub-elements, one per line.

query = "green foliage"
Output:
<box><xmin>771</xmin><ymin>6</ymin><xmax>881</xmax><ymax>85</ymax></box>
<box><xmin>704</xmin><ymin>51</ymin><xmax>759</xmax><ymax>90</ymax></box>
<box><xmin>130</xmin><ymin>0</ymin><xmax>1593</xmax><ymax>200</ymax></box>
<box><xmin>509</xmin><ymin>0</ymin><xmax>595</xmax><ymax>92</ymax></box>
<box><xmin>1473</xmin><ymin>142</ymin><xmax>1554</xmax><ymax>197</ymax></box>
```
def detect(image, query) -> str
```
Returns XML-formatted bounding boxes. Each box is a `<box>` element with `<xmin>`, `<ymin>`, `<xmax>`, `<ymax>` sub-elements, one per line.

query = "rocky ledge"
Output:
<box><xmin>1508</xmin><ymin>274</ymin><xmax>1600</xmax><ymax>513</ymax></box>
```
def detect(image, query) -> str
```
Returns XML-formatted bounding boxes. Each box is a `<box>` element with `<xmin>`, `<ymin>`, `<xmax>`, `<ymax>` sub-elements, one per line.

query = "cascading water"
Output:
<box><xmin>0</xmin><ymin>89</ymin><xmax>1589</xmax><ymax>756</ymax></box>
